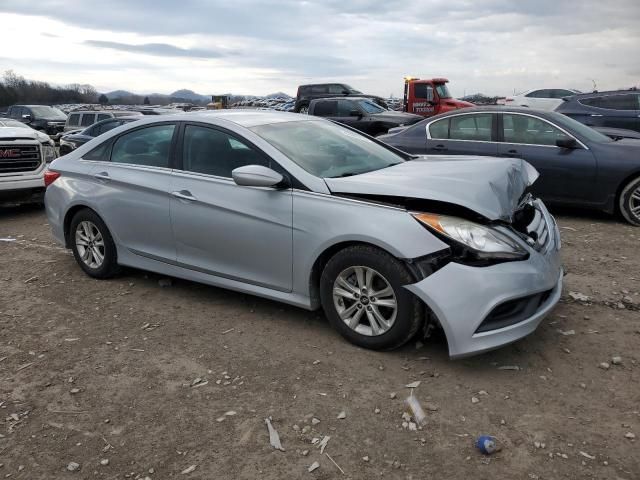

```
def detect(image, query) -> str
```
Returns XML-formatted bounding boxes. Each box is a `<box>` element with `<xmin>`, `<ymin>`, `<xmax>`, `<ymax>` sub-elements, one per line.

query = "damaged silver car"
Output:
<box><xmin>44</xmin><ymin>111</ymin><xmax>562</xmax><ymax>357</ymax></box>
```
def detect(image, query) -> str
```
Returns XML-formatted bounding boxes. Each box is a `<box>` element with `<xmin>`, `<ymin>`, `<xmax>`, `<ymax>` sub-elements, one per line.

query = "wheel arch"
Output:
<box><xmin>615</xmin><ymin>169</ymin><xmax>640</xmax><ymax>213</ymax></box>
<box><xmin>308</xmin><ymin>239</ymin><xmax>421</xmax><ymax>309</ymax></box>
<box><xmin>63</xmin><ymin>204</ymin><xmax>100</xmax><ymax>248</ymax></box>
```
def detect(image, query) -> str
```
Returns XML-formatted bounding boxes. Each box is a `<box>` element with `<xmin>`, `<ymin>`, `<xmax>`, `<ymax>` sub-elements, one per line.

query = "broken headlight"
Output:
<box><xmin>412</xmin><ymin>213</ymin><xmax>528</xmax><ymax>264</ymax></box>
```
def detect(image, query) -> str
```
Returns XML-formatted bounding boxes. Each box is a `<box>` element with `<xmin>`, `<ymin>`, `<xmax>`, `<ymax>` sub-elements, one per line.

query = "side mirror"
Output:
<box><xmin>22</xmin><ymin>114</ymin><xmax>32</xmax><ymax>122</ymax></box>
<box><xmin>341</xmin><ymin>89</ymin><xmax>350</xmax><ymax>95</ymax></box>
<box><xmin>556</xmin><ymin>137</ymin><xmax>578</xmax><ymax>149</ymax></box>
<box><xmin>232</xmin><ymin>165</ymin><xmax>284</xmax><ymax>188</ymax></box>
<box><xmin>349</xmin><ymin>110</ymin><xmax>363</xmax><ymax>118</ymax></box>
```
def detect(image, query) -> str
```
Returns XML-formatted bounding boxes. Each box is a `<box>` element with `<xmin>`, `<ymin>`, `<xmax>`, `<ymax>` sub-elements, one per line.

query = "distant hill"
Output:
<box><xmin>169</xmin><ymin>89</ymin><xmax>210</xmax><ymax>103</ymax></box>
<box><xmin>105</xmin><ymin>90</ymin><xmax>135</xmax><ymax>100</ymax></box>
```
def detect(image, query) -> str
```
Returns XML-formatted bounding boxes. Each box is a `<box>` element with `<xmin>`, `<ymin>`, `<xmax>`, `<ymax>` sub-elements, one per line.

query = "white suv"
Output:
<box><xmin>0</xmin><ymin>119</ymin><xmax>57</xmax><ymax>202</ymax></box>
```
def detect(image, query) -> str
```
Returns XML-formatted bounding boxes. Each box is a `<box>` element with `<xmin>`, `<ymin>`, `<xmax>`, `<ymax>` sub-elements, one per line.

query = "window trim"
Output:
<box><xmin>425</xmin><ymin>111</ymin><xmax>588</xmax><ymax>149</ymax></box>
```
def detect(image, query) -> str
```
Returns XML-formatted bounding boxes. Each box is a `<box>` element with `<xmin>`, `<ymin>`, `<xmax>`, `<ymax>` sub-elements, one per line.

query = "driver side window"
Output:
<box><xmin>503</xmin><ymin>114</ymin><xmax>571</xmax><ymax>146</ymax></box>
<box><xmin>182</xmin><ymin>125</ymin><xmax>269</xmax><ymax>178</ymax></box>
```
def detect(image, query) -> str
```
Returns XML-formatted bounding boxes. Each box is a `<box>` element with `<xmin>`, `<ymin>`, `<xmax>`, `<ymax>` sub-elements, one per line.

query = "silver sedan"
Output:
<box><xmin>44</xmin><ymin>111</ymin><xmax>562</xmax><ymax>357</ymax></box>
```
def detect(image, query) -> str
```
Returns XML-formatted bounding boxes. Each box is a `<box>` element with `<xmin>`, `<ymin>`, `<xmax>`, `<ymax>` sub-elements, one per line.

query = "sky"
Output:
<box><xmin>1</xmin><ymin>0</ymin><xmax>639</xmax><ymax>98</ymax></box>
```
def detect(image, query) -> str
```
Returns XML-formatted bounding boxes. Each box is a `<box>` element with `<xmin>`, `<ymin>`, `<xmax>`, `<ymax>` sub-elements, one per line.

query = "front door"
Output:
<box><xmin>170</xmin><ymin>123</ymin><xmax>293</xmax><ymax>291</ymax></box>
<box><xmin>498</xmin><ymin>113</ymin><xmax>597</xmax><ymax>203</ymax></box>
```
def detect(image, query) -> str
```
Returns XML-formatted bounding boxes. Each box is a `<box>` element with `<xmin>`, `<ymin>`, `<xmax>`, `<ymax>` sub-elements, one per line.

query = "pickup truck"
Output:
<box><xmin>308</xmin><ymin>97</ymin><xmax>422</xmax><ymax>136</ymax></box>
<box><xmin>0</xmin><ymin>119</ymin><xmax>57</xmax><ymax>202</ymax></box>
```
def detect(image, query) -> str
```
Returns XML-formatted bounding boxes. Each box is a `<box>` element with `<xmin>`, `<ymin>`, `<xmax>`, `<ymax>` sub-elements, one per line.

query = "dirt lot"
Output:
<box><xmin>0</xmin><ymin>204</ymin><xmax>638</xmax><ymax>479</ymax></box>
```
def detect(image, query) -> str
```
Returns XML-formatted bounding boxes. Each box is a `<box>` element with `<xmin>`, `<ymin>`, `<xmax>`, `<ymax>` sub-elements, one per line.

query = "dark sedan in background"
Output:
<box><xmin>379</xmin><ymin>107</ymin><xmax>640</xmax><ymax>225</ymax></box>
<box><xmin>556</xmin><ymin>89</ymin><xmax>640</xmax><ymax>133</ymax></box>
<box><xmin>308</xmin><ymin>97</ymin><xmax>423</xmax><ymax>136</ymax></box>
<box><xmin>59</xmin><ymin>116</ymin><xmax>140</xmax><ymax>154</ymax></box>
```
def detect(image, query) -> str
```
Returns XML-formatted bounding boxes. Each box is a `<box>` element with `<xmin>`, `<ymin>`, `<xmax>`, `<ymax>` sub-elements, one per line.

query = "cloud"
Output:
<box><xmin>0</xmin><ymin>1</ymin><xmax>638</xmax><ymax>96</ymax></box>
<box><xmin>84</xmin><ymin>40</ymin><xmax>229</xmax><ymax>59</ymax></box>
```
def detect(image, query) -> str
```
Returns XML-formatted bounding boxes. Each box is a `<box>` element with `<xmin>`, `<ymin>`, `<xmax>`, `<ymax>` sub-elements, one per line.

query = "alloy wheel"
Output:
<box><xmin>332</xmin><ymin>266</ymin><xmax>397</xmax><ymax>336</ymax></box>
<box><xmin>629</xmin><ymin>185</ymin><xmax>640</xmax><ymax>222</ymax></box>
<box><xmin>75</xmin><ymin>221</ymin><xmax>105</xmax><ymax>269</ymax></box>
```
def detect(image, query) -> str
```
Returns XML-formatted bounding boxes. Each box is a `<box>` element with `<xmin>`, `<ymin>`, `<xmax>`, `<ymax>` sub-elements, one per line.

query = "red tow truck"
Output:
<box><xmin>403</xmin><ymin>77</ymin><xmax>474</xmax><ymax>117</ymax></box>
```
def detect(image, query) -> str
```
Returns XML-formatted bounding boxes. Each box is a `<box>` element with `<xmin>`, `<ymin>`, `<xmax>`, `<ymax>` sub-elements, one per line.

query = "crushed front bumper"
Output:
<box><xmin>405</xmin><ymin>201</ymin><xmax>563</xmax><ymax>358</ymax></box>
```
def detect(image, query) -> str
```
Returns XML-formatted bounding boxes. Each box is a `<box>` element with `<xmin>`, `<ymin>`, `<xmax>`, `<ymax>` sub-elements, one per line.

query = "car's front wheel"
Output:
<box><xmin>70</xmin><ymin>209</ymin><xmax>120</xmax><ymax>278</ymax></box>
<box><xmin>320</xmin><ymin>245</ymin><xmax>423</xmax><ymax>350</ymax></box>
<box><xmin>619</xmin><ymin>176</ymin><xmax>640</xmax><ymax>226</ymax></box>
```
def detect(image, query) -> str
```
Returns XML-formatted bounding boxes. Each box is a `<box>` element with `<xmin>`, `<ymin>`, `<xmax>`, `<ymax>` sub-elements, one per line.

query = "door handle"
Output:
<box><xmin>93</xmin><ymin>172</ymin><xmax>110</xmax><ymax>181</ymax></box>
<box><xmin>432</xmin><ymin>144</ymin><xmax>448</xmax><ymax>151</ymax></box>
<box><xmin>589</xmin><ymin>114</ymin><xmax>603</xmax><ymax>117</ymax></box>
<box><xmin>171</xmin><ymin>190</ymin><xmax>197</xmax><ymax>202</ymax></box>
<box><xmin>507</xmin><ymin>149</ymin><xmax>519</xmax><ymax>154</ymax></box>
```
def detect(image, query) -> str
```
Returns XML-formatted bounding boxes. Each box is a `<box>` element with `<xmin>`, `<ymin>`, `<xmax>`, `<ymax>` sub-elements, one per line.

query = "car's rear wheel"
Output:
<box><xmin>619</xmin><ymin>176</ymin><xmax>640</xmax><ymax>226</ymax></box>
<box><xmin>70</xmin><ymin>209</ymin><xmax>120</xmax><ymax>278</ymax></box>
<box><xmin>298</xmin><ymin>104</ymin><xmax>309</xmax><ymax>114</ymax></box>
<box><xmin>320</xmin><ymin>245</ymin><xmax>423</xmax><ymax>350</ymax></box>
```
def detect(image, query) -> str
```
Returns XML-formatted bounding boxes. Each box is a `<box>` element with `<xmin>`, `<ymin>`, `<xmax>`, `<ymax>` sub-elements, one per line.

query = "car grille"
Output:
<box><xmin>0</xmin><ymin>145</ymin><xmax>41</xmax><ymax>173</ymax></box>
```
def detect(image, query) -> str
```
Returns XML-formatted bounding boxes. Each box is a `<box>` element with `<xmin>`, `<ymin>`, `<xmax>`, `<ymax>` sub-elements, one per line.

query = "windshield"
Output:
<box><xmin>251</xmin><ymin>120</ymin><xmax>405</xmax><ymax>178</ymax></box>
<box><xmin>547</xmin><ymin>112</ymin><xmax>612</xmax><ymax>143</ymax></box>
<box><xmin>29</xmin><ymin>106</ymin><xmax>67</xmax><ymax>119</ymax></box>
<box><xmin>358</xmin><ymin>99</ymin><xmax>385</xmax><ymax>114</ymax></box>
<box><xmin>345</xmin><ymin>84</ymin><xmax>362</xmax><ymax>94</ymax></box>
<box><xmin>435</xmin><ymin>83</ymin><xmax>451</xmax><ymax>99</ymax></box>
<box><xmin>0</xmin><ymin>119</ymin><xmax>30</xmax><ymax>129</ymax></box>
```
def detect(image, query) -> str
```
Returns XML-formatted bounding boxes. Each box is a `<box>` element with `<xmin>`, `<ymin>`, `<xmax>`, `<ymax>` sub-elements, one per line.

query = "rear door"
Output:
<box><xmin>586</xmin><ymin>93</ymin><xmax>640</xmax><ymax>132</ymax></box>
<box><xmin>425</xmin><ymin>112</ymin><xmax>499</xmax><ymax>156</ymax></box>
<box><xmin>498</xmin><ymin>113</ymin><xmax>597</xmax><ymax>202</ymax></box>
<box><xmin>85</xmin><ymin>122</ymin><xmax>178</xmax><ymax>262</ymax></box>
<box><xmin>170</xmin><ymin>123</ymin><xmax>293</xmax><ymax>291</ymax></box>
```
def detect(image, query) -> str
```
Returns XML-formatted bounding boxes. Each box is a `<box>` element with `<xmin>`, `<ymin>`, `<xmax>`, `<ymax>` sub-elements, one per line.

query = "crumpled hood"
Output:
<box><xmin>0</xmin><ymin>126</ymin><xmax>49</xmax><ymax>142</ymax></box>
<box><xmin>324</xmin><ymin>156</ymin><xmax>539</xmax><ymax>221</ymax></box>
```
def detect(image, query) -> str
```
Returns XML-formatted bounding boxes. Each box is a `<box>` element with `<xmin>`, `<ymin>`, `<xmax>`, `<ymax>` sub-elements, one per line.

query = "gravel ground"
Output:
<box><xmin>0</xmin><ymin>204</ymin><xmax>638</xmax><ymax>479</ymax></box>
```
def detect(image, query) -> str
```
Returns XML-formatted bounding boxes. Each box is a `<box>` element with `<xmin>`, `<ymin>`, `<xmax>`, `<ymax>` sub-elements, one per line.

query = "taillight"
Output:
<box><xmin>505</xmin><ymin>98</ymin><xmax>514</xmax><ymax>103</ymax></box>
<box><xmin>44</xmin><ymin>170</ymin><xmax>61</xmax><ymax>187</ymax></box>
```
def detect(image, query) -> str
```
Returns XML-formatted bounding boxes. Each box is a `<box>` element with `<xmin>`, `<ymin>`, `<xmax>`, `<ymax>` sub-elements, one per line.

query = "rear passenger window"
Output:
<box><xmin>580</xmin><ymin>94</ymin><xmax>638</xmax><ymax>111</ymax></box>
<box><xmin>313</xmin><ymin>101</ymin><xmax>337</xmax><ymax>116</ymax></box>
<box><xmin>449</xmin><ymin>114</ymin><xmax>492</xmax><ymax>141</ymax></box>
<box><xmin>80</xmin><ymin>114</ymin><xmax>96</xmax><ymax>127</ymax></box>
<box><xmin>68</xmin><ymin>113</ymin><xmax>80</xmax><ymax>126</ymax></box>
<box><xmin>182</xmin><ymin>125</ymin><xmax>268</xmax><ymax>178</ymax></box>
<box><xmin>429</xmin><ymin>118</ymin><xmax>449</xmax><ymax>139</ymax></box>
<box><xmin>328</xmin><ymin>84</ymin><xmax>347</xmax><ymax>94</ymax></box>
<box><xmin>111</xmin><ymin>124</ymin><xmax>175</xmax><ymax>167</ymax></box>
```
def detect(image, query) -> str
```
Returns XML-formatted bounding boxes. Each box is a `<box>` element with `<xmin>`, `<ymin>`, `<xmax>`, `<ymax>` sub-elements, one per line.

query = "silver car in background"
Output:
<box><xmin>44</xmin><ymin>111</ymin><xmax>562</xmax><ymax>357</ymax></box>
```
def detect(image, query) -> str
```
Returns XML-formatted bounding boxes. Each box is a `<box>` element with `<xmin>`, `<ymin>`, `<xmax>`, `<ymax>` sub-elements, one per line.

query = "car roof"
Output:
<box><xmin>310</xmin><ymin>96</ymin><xmax>372</xmax><ymax>102</ymax></box>
<box><xmin>172</xmin><ymin>110</ymin><xmax>323</xmax><ymax>127</ymax></box>
<box><xmin>426</xmin><ymin>106</ymin><xmax>555</xmax><ymax>117</ymax></box>
<box><xmin>566</xmin><ymin>89</ymin><xmax>638</xmax><ymax>98</ymax></box>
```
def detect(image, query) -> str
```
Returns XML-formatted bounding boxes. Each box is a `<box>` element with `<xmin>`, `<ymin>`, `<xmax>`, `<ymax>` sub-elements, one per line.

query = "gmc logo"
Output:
<box><xmin>0</xmin><ymin>148</ymin><xmax>21</xmax><ymax>158</ymax></box>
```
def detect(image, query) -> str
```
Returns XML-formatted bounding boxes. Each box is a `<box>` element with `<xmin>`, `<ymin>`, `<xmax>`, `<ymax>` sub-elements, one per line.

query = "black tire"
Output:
<box><xmin>296</xmin><ymin>103</ymin><xmax>309</xmax><ymax>114</ymax></box>
<box><xmin>619</xmin><ymin>176</ymin><xmax>640</xmax><ymax>226</ymax></box>
<box><xmin>69</xmin><ymin>209</ymin><xmax>120</xmax><ymax>278</ymax></box>
<box><xmin>319</xmin><ymin>245</ymin><xmax>423</xmax><ymax>350</ymax></box>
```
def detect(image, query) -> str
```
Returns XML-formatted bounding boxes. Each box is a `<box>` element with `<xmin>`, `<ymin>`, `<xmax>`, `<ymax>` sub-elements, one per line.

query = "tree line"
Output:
<box><xmin>0</xmin><ymin>70</ymin><xmax>99</xmax><ymax>108</ymax></box>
